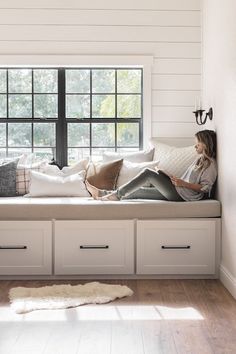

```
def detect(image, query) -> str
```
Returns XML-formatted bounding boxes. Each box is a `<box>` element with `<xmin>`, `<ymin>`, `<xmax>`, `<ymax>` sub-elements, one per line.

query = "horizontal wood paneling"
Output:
<box><xmin>152</xmin><ymin>90</ymin><xmax>199</xmax><ymax>106</ymax></box>
<box><xmin>152</xmin><ymin>106</ymin><xmax>194</xmax><ymax>122</ymax></box>
<box><xmin>0</xmin><ymin>9</ymin><xmax>201</xmax><ymax>26</ymax></box>
<box><xmin>153</xmin><ymin>59</ymin><xmax>201</xmax><ymax>74</ymax></box>
<box><xmin>0</xmin><ymin>25</ymin><xmax>201</xmax><ymax>42</ymax></box>
<box><xmin>152</xmin><ymin>121</ymin><xmax>197</xmax><ymax>137</ymax></box>
<box><xmin>0</xmin><ymin>0</ymin><xmax>202</xmax><ymax>138</ymax></box>
<box><xmin>152</xmin><ymin>74</ymin><xmax>201</xmax><ymax>90</ymax></box>
<box><xmin>0</xmin><ymin>42</ymin><xmax>201</xmax><ymax>58</ymax></box>
<box><xmin>0</xmin><ymin>0</ymin><xmax>201</xmax><ymax>10</ymax></box>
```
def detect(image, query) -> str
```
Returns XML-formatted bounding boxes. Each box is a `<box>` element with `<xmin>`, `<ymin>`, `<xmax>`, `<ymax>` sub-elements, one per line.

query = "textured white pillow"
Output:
<box><xmin>116</xmin><ymin>160</ymin><xmax>159</xmax><ymax>188</ymax></box>
<box><xmin>27</xmin><ymin>170</ymin><xmax>90</xmax><ymax>197</ymax></box>
<box><xmin>103</xmin><ymin>148</ymin><xmax>154</xmax><ymax>163</ymax></box>
<box><xmin>151</xmin><ymin>142</ymin><xmax>198</xmax><ymax>177</ymax></box>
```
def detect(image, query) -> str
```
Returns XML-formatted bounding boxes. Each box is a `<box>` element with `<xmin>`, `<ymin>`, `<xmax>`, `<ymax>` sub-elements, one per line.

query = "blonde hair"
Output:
<box><xmin>195</xmin><ymin>130</ymin><xmax>217</xmax><ymax>170</ymax></box>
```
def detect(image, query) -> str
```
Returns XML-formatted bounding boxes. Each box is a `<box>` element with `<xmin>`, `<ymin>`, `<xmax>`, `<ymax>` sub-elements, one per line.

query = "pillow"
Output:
<box><xmin>0</xmin><ymin>160</ymin><xmax>18</xmax><ymax>197</ymax></box>
<box><xmin>61</xmin><ymin>159</ymin><xmax>89</xmax><ymax>175</ymax></box>
<box><xmin>27</xmin><ymin>170</ymin><xmax>90</xmax><ymax>197</ymax></box>
<box><xmin>103</xmin><ymin>148</ymin><xmax>154</xmax><ymax>163</ymax></box>
<box><xmin>42</xmin><ymin>159</ymin><xmax>88</xmax><ymax>177</ymax></box>
<box><xmin>86</xmin><ymin>159</ymin><xmax>123</xmax><ymax>190</ymax></box>
<box><xmin>16</xmin><ymin>161</ymin><xmax>47</xmax><ymax>195</ymax></box>
<box><xmin>116</xmin><ymin>160</ymin><xmax>160</xmax><ymax>188</ymax></box>
<box><xmin>150</xmin><ymin>141</ymin><xmax>198</xmax><ymax>177</ymax></box>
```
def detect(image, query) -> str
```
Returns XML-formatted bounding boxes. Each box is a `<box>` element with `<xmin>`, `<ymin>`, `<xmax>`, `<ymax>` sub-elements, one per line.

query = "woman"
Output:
<box><xmin>86</xmin><ymin>130</ymin><xmax>217</xmax><ymax>202</ymax></box>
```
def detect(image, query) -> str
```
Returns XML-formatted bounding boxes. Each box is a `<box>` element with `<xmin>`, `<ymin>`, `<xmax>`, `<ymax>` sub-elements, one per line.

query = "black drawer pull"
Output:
<box><xmin>0</xmin><ymin>245</ymin><xmax>27</xmax><ymax>250</ymax></box>
<box><xmin>161</xmin><ymin>245</ymin><xmax>191</xmax><ymax>250</ymax></box>
<box><xmin>80</xmin><ymin>245</ymin><xmax>109</xmax><ymax>249</ymax></box>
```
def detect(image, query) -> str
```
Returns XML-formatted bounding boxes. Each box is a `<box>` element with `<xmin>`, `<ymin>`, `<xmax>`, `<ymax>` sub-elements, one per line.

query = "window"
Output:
<box><xmin>0</xmin><ymin>67</ymin><xmax>143</xmax><ymax>166</ymax></box>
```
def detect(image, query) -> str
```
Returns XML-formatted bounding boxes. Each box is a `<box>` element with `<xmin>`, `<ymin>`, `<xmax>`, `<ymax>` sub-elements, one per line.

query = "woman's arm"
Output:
<box><xmin>170</xmin><ymin>176</ymin><xmax>202</xmax><ymax>192</ymax></box>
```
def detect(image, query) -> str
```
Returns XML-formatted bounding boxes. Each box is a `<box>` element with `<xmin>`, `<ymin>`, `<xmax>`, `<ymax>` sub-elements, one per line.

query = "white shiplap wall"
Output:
<box><xmin>0</xmin><ymin>0</ymin><xmax>201</xmax><ymax>138</ymax></box>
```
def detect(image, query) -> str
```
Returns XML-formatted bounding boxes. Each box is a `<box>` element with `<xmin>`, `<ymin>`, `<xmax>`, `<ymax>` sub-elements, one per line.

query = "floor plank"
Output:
<box><xmin>0</xmin><ymin>280</ymin><xmax>236</xmax><ymax>354</ymax></box>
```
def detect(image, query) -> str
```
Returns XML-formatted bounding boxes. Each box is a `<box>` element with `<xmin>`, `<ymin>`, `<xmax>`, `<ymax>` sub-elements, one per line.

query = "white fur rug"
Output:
<box><xmin>9</xmin><ymin>282</ymin><xmax>133</xmax><ymax>314</ymax></box>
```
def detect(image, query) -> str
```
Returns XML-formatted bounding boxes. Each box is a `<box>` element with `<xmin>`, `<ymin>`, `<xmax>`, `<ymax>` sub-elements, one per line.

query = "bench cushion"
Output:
<box><xmin>0</xmin><ymin>197</ymin><xmax>221</xmax><ymax>220</ymax></box>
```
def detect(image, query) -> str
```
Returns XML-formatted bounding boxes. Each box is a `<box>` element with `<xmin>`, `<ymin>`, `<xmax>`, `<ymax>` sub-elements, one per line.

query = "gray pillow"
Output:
<box><xmin>0</xmin><ymin>160</ymin><xmax>18</xmax><ymax>197</ymax></box>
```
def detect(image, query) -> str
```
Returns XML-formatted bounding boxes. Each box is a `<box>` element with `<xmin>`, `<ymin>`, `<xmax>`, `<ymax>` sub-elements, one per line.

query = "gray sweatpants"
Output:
<box><xmin>117</xmin><ymin>168</ymin><xmax>183</xmax><ymax>201</ymax></box>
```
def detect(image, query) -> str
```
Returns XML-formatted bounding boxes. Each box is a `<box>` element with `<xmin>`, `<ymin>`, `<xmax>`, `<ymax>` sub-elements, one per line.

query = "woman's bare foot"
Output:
<box><xmin>85</xmin><ymin>181</ymin><xmax>105</xmax><ymax>199</ymax></box>
<box><xmin>100</xmin><ymin>192</ymin><xmax>119</xmax><ymax>201</ymax></box>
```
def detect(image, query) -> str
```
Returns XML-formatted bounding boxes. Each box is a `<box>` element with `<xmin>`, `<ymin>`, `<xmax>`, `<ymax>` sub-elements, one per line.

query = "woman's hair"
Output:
<box><xmin>195</xmin><ymin>130</ymin><xmax>217</xmax><ymax>170</ymax></box>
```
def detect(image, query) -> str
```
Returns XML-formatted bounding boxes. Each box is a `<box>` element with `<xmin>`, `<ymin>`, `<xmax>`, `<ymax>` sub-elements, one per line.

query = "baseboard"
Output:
<box><xmin>220</xmin><ymin>264</ymin><xmax>236</xmax><ymax>299</ymax></box>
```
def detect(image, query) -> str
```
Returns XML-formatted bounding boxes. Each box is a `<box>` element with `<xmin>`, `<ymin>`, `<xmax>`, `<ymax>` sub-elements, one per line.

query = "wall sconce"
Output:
<box><xmin>193</xmin><ymin>107</ymin><xmax>213</xmax><ymax>125</ymax></box>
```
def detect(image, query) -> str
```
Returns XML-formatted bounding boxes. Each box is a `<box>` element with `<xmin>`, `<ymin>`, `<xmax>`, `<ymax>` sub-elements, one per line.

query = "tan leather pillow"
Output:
<box><xmin>86</xmin><ymin>159</ymin><xmax>123</xmax><ymax>190</ymax></box>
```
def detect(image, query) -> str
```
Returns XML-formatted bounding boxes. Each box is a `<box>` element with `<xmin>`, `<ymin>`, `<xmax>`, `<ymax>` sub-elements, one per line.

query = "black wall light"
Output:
<box><xmin>193</xmin><ymin>107</ymin><xmax>213</xmax><ymax>125</ymax></box>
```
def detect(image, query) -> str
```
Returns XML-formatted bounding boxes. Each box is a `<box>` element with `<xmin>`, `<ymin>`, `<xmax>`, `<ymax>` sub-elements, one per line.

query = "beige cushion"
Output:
<box><xmin>86</xmin><ymin>159</ymin><xmax>123</xmax><ymax>190</ymax></box>
<box><xmin>0</xmin><ymin>197</ymin><xmax>221</xmax><ymax>220</ymax></box>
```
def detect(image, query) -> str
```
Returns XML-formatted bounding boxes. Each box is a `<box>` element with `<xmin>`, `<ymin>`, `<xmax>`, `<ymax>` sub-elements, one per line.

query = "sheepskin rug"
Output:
<box><xmin>9</xmin><ymin>281</ymin><xmax>133</xmax><ymax>314</ymax></box>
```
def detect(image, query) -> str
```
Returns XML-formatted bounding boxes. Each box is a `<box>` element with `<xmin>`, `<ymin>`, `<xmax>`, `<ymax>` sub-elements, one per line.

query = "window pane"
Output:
<box><xmin>0</xmin><ymin>95</ymin><xmax>7</xmax><ymax>117</ymax></box>
<box><xmin>68</xmin><ymin>148</ymin><xmax>90</xmax><ymax>164</ymax></box>
<box><xmin>8</xmin><ymin>69</ymin><xmax>32</xmax><ymax>93</ymax></box>
<box><xmin>117</xmin><ymin>123</ymin><xmax>139</xmax><ymax>147</ymax></box>
<box><xmin>34</xmin><ymin>123</ymin><xmax>56</xmax><ymax>147</ymax></box>
<box><xmin>34</xmin><ymin>148</ymin><xmax>55</xmax><ymax>161</ymax></box>
<box><xmin>0</xmin><ymin>123</ymin><xmax>6</xmax><ymax>146</ymax></box>
<box><xmin>34</xmin><ymin>94</ymin><xmax>58</xmax><ymax>118</ymax></box>
<box><xmin>92</xmin><ymin>123</ymin><xmax>115</xmax><ymax>147</ymax></box>
<box><xmin>92</xmin><ymin>70</ymin><xmax>115</xmax><ymax>93</ymax></box>
<box><xmin>8</xmin><ymin>148</ymin><xmax>32</xmax><ymax>158</ymax></box>
<box><xmin>66</xmin><ymin>95</ymin><xmax>90</xmax><ymax>118</ymax></box>
<box><xmin>91</xmin><ymin>148</ymin><xmax>115</xmax><ymax>162</ymax></box>
<box><xmin>68</xmin><ymin>123</ymin><xmax>90</xmax><ymax>147</ymax></box>
<box><xmin>0</xmin><ymin>70</ymin><xmax>7</xmax><ymax>93</ymax></box>
<box><xmin>34</xmin><ymin>69</ymin><xmax>58</xmax><ymax>93</ymax></box>
<box><xmin>66</xmin><ymin>70</ymin><xmax>90</xmax><ymax>93</ymax></box>
<box><xmin>117</xmin><ymin>70</ymin><xmax>141</xmax><ymax>93</ymax></box>
<box><xmin>0</xmin><ymin>148</ymin><xmax>6</xmax><ymax>159</ymax></box>
<box><xmin>92</xmin><ymin>95</ymin><xmax>115</xmax><ymax>118</ymax></box>
<box><xmin>117</xmin><ymin>95</ymin><xmax>141</xmax><ymax>118</ymax></box>
<box><xmin>8</xmin><ymin>123</ymin><xmax>32</xmax><ymax>147</ymax></box>
<box><xmin>9</xmin><ymin>94</ymin><xmax>32</xmax><ymax>118</ymax></box>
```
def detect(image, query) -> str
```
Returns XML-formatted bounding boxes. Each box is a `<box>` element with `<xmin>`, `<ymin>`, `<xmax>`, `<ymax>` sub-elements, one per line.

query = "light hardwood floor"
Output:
<box><xmin>0</xmin><ymin>279</ymin><xmax>236</xmax><ymax>354</ymax></box>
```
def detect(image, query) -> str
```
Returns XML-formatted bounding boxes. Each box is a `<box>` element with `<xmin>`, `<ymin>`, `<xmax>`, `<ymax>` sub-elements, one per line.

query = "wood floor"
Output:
<box><xmin>0</xmin><ymin>279</ymin><xmax>236</xmax><ymax>354</ymax></box>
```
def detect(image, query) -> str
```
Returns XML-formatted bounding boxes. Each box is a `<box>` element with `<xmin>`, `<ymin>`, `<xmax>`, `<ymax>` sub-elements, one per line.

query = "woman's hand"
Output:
<box><xmin>170</xmin><ymin>176</ymin><xmax>186</xmax><ymax>187</ymax></box>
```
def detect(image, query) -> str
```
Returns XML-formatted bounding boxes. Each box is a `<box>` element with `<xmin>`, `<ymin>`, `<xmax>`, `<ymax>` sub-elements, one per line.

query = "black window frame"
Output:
<box><xmin>0</xmin><ymin>67</ymin><xmax>143</xmax><ymax>167</ymax></box>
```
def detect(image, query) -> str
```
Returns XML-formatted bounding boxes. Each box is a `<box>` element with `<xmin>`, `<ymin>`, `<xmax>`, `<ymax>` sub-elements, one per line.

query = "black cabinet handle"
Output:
<box><xmin>161</xmin><ymin>245</ymin><xmax>191</xmax><ymax>250</ymax></box>
<box><xmin>0</xmin><ymin>245</ymin><xmax>27</xmax><ymax>250</ymax></box>
<box><xmin>80</xmin><ymin>245</ymin><xmax>109</xmax><ymax>249</ymax></box>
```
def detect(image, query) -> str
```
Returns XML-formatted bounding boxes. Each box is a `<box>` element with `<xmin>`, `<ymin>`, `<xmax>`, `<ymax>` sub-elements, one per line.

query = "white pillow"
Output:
<box><xmin>61</xmin><ymin>159</ymin><xmax>89</xmax><ymax>175</ymax></box>
<box><xmin>27</xmin><ymin>170</ymin><xmax>90</xmax><ymax>197</ymax></box>
<box><xmin>150</xmin><ymin>141</ymin><xmax>198</xmax><ymax>177</ymax></box>
<box><xmin>42</xmin><ymin>159</ymin><xmax>88</xmax><ymax>177</ymax></box>
<box><xmin>116</xmin><ymin>160</ymin><xmax>159</xmax><ymax>188</ymax></box>
<box><xmin>103</xmin><ymin>148</ymin><xmax>154</xmax><ymax>163</ymax></box>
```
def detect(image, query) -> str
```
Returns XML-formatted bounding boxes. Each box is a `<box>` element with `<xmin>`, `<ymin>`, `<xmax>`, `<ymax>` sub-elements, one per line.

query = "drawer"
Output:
<box><xmin>137</xmin><ymin>220</ymin><xmax>216</xmax><ymax>275</ymax></box>
<box><xmin>54</xmin><ymin>220</ymin><xmax>134</xmax><ymax>274</ymax></box>
<box><xmin>0</xmin><ymin>221</ymin><xmax>52</xmax><ymax>275</ymax></box>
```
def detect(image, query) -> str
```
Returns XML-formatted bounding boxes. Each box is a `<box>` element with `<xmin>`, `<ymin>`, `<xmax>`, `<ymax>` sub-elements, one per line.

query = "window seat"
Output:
<box><xmin>0</xmin><ymin>196</ymin><xmax>221</xmax><ymax>220</ymax></box>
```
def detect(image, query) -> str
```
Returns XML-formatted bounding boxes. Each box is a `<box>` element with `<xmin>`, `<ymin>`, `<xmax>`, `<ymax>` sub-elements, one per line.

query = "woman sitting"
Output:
<box><xmin>86</xmin><ymin>130</ymin><xmax>217</xmax><ymax>202</ymax></box>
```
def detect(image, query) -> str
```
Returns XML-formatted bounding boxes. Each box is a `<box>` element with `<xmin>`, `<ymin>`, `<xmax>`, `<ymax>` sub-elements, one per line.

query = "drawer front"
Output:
<box><xmin>137</xmin><ymin>220</ymin><xmax>216</xmax><ymax>275</ymax></box>
<box><xmin>0</xmin><ymin>221</ymin><xmax>52</xmax><ymax>275</ymax></box>
<box><xmin>55</xmin><ymin>220</ymin><xmax>134</xmax><ymax>274</ymax></box>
